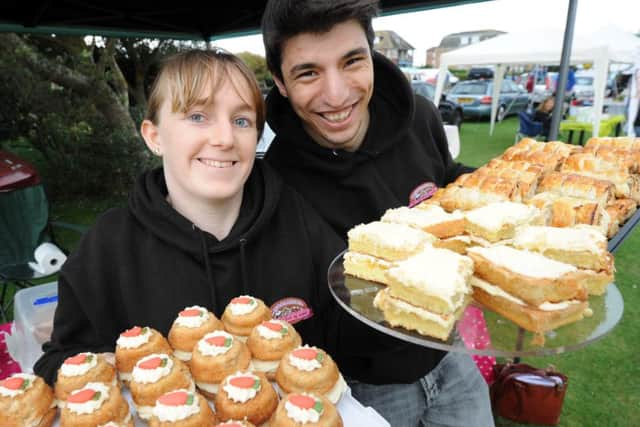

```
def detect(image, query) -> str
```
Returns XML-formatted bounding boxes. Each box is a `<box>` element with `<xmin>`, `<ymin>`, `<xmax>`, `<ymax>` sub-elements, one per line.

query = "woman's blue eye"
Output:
<box><xmin>189</xmin><ymin>113</ymin><xmax>205</xmax><ymax>123</ymax></box>
<box><xmin>234</xmin><ymin>117</ymin><xmax>251</xmax><ymax>128</ymax></box>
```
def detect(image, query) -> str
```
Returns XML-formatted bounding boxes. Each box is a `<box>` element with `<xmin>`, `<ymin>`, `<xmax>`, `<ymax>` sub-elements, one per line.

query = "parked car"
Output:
<box><xmin>571</xmin><ymin>70</ymin><xmax>595</xmax><ymax>105</ymax></box>
<box><xmin>411</xmin><ymin>81</ymin><xmax>464</xmax><ymax>128</ymax></box>
<box><xmin>446</xmin><ymin>79</ymin><xmax>531</xmax><ymax>121</ymax></box>
<box><xmin>467</xmin><ymin>67</ymin><xmax>494</xmax><ymax>80</ymax></box>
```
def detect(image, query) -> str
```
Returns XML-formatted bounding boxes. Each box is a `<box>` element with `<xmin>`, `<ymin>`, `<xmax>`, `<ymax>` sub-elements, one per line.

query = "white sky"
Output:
<box><xmin>213</xmin><ymin>0</ymin><xmax>640</xmax><ymax>66</ymax></box>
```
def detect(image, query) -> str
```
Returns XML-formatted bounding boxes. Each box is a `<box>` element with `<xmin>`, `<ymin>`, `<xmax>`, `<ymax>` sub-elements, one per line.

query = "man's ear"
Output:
<box><xmin>273</xmin><ymin>75</ymin><xmax>288</xmax><ymax>98</ymax></box>
<box><xmin>140</xmin><ymin>119</ymin><xmax>162</xmax><ymax>155</ymax></box>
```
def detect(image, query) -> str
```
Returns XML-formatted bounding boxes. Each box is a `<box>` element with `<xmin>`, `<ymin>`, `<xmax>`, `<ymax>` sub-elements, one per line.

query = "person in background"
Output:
<box><xmin>526</xmin><ymin>72</ymin><xmax>535</xmax><ymax>93</ymax></box>
<box><xmin>534</xmin><ymin>95</ymin><xmax>555</xmax><ymax>140</ymax></box>
<box><xmin>261</xmin><ymin>1</ymin><xmax>492</xmax><ymax>426</ymax></box>
<box><xmin>34</xmin><ymin>49</ymin><xmax>346</xmax><ymax>385</ymax></box>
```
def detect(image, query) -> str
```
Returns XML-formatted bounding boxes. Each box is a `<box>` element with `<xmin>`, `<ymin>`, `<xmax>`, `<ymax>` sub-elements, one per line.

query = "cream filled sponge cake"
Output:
<box><xmin>222</xmin><ymin>296</ymin><xmax>272</xmax><ymax>341</ymax></box>
<box><xmin>271</xmin><ymin>393</ymin><xmax>343</xmax><ymax>427</ymax></box>
<box><xmin>190</xmin><ymin>330</ymin><xmax>251</xmax><ymax>399</ymax></box>
<box><xmin>55</xmin><ymin>351</ymin><xmax>117</xmax><ymax>404</ymax></box>
<box><xmin>373</xmin><ymin>246</ymin><xmax>474</xmax><ymax>341</ymax></box>
<box><xmin>343</xmin><ymin>221</ymin><xmax>436</xmax><ymax>285</ymax></box>
<box><xmin>60</xmin><ymin>382</ymin><xmax>132</xmax><ymax>427</ymax></box>
<box><xmin>382</xmin><ymin>205</ymin><xmax>465</xmax><ymax>239</ymax></box>
<box><xmin>214</xmin><ymin>371</ymin><xmax>278</xmax><ymax>427</ymax></box>
<box><xmin>463</xmin><ymin>201</ymin><xmax>544</xmax><ymax>243</ymax></box>
<box><xmin>246</xmin><ymin>319</ymin><xmax>302</xmax><ymax>380</ymax></box>
<box><xmin>149</xmin><ymin>389</ymin><xmax>217</xmax><ymax>427</ymax></box>
<box><xmin>115</xmin><ymin>326</ymin><xmax>172</xmax><ymax>384</ymax></box>
<box><xmin>0</xmin><ymin>373</ymin><xmax>56</xmax><ymax>427</ymax></box>
<box><xmin>128</xmin><ymin>353</ymin><xmax>194</xmax><ymax>420</ymax></box>
<box><xmin>168</xmin><ymin>305</ymin><xmax>224</xmax><ymax>363</ymax></box>
<box><xmin>275</xmin><ymin>345</ymin><xmax>346</xmax><ymax>405</ymax></box>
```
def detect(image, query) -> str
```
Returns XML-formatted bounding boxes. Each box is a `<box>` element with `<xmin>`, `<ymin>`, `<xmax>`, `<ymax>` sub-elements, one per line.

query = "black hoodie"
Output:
<box><xmin>265</xmin><ymin>52</ymin><xmax>474</xmax><ymax>384</ymax></box>
<box><xmin>265</xmin><ymin>52</ymin><xmax>473</xmax><ymax>238</ymax></box>
<box><xmin>34</xmin><ymin>161</ymin><xmax>346</xmax><ymax>385</ymax></box>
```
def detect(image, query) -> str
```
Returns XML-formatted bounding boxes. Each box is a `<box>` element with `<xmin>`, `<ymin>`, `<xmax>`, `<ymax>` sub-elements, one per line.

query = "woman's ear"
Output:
<box><xmin>141</xmin><ymin>119</ymin><xmax>162</xmax><ymax>155</ymax></box>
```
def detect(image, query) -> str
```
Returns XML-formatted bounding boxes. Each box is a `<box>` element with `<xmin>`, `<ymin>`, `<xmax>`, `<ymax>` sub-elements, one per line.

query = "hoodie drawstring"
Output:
<box><xmin>198</xmin><ymin>229</ymin><xmax>219</xmax><ymax>313</ymax></box>
<box><xmin>239</xmin><ymin>237</ymin><xmax>249</xmax><ymax>294</ymax></box>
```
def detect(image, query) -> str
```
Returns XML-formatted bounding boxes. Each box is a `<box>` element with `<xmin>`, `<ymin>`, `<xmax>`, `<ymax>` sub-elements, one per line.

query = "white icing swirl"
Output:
<box><xmin>197</xmin><ymin>330</ymin><xmax>234</xmax><ymax>356</ymax></box>
<box><xmin>174</xmin><ymin>306</ymin><xmax>210</xmax><ymax>328</ymax></box>
<box><xmin>0</xmin><ymin>373</ymin><xmax>37</xmax><ymax>397</ymax></box>
<box><xmin>289</xmin><ymin>346</ymin><xmax>322</xmax><ymax>372</ymax></box>
<box><xmin>116</xmin><ymin>327</ymin><xmax>151</xmax><ymax>349</ymax></box>
<box><xmin>257</xmin><ymin>320</ymin><xmax>288</xmax><ymax>339</ymax></box>
<box><xmin>285</xmin><ymin>396</ymin><xmax>322</xmax><ymax>423</ymax></box>
<box><xmin>60</xmin><ymin>352</ymin><xmax>98</xmax><ymax>377</ymax></box>
<box><xmin>222</xmin><ymin>372</ymin><xmax>260</xmax><ymax>403</ymax></box>
<box><xmin>228</xmin><ymin>296</ymin><xmax>258</xmax><ymax>315</ymax></box>
<box><xmin>132</xmin><ymin>354</ymin><xmax>173</xmax><ymax>384</ymax></box>
<box><xmin>153</xmin><ymin>390</ymin><xmax>200</xmax><ymax>422</ymax></box>
<box><xmin>67</xmin><ymin>382</ymin><xmax>110</xmax><ymax>415</ymax></box>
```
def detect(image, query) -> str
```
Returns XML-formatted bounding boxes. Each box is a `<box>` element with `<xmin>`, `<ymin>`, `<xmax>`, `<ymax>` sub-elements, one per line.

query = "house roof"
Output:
<box><xmin>375</xmin><ymin>30</ymin><xmax>414</xmax><ymax>50</ymax></box>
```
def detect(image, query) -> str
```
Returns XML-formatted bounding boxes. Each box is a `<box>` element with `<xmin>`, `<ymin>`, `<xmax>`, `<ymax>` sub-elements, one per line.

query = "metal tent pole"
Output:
<box><xmin>549</xmin><ymin>0</ymin><xmax>579</xmax><ymax>141</ymax></box>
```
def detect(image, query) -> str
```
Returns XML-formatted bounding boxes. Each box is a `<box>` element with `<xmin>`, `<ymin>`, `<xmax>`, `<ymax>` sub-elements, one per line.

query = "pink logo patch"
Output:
<box><xmin>408</xmin><ymin>181</ymin><xmax>438</xmax><ymax>208</ymax></box>
<box><xmin>271</xmin><ymin>298</ymin><xmax>313</xmax><ymax>324</ymax></box>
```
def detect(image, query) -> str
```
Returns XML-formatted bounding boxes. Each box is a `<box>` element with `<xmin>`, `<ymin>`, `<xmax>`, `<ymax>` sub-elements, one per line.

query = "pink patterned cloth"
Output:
<box><xmin>457</xmin><ymin>305</ymin><xmax>496</xmax><ymax>384</ymax></box>
<box><xmin>0</xmin><ymin>322</ymin><xmax>22</xmax><ymax>380</ymax></box>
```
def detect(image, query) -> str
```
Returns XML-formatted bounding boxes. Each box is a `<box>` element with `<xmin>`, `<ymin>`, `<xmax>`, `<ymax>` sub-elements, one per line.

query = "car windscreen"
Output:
<box><xmin>450</xmin><ymin>82</ymin><xmax>487</xmax><ymax>95</ymax></box>
<box><xmin>575</xmin><ymin>76</ymin><xmax>593</xmax><ymax>85</ymax></box>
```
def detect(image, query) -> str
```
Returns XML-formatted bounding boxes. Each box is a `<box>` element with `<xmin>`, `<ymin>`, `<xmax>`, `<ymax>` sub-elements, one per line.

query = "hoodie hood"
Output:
<box><xmin>128</xmin><ymin>161</ymin><xmax>283</xmax><ymax>258</ymax></box>
<box><xmin>265</xmin><ymin>51</ymin><xmax>414</xmax><ymax>176</ymax></box>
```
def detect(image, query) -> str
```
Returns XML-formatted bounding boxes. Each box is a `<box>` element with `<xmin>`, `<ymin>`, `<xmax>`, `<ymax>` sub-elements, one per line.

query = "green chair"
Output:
<box><xmin>0</xmin><ymin>184</ymin><xmax>69</xmax><ymax>322</ymax></box>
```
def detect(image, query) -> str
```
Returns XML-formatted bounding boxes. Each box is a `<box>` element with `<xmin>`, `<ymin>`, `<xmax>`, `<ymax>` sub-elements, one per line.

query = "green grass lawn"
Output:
<box><xmin>3</xmin><ymin>117</ymin><xmax>637</xmax><ymax>426</ymax></box>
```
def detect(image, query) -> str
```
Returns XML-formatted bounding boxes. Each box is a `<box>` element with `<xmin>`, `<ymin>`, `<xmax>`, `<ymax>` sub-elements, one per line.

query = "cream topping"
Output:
<box><xmin>197</xmin><ymin>330</ymin><xmax>234</xmax><ymax>356</ymax></box>
<box><xmin>116</xmin><ymin>327</ymin><xmax>151</xmax><ymax>349</ymax></box>
<box><xmin>173</xmin><ymin>349</ymin><xmax>192</xmax><ymax>361</ymax></box>
<box><xmin>153</xmin><ymin>390</ymin><xmax>200</xmax><ymax>422</ymax></box>
<box><xmin>513</xmin><ymin>225</ymin><xmax>605</xmax><ymax>254</ymax></box>
<box><xmin>222</xmin><ymin>372</ymin><xmax>260</xmax><ymax>403</ymax></box>
<box><xmin>289</xmin><ymin>345</ymin><xmax>322</xmax><ymax>371</ymax></box>
<box><xmin>465</xmin><ymin>202</ymin><xmax>541</xmax><ymax>231</ymax></box>
<box><xmin>173</xmin><ymin>305</ymin><xmax>210</xmax><ymax>328</ymax></box>
<box><xmin>468</xmin><ymin>245</ymin><xmax>577</xmax><ymax>279</ymax></box>
<box><xmin>382</xmin><ymin>205</ymin><xmax>462</xmax><ymax>229</ymax></box>
<box><xmin>285</xmin><ymin>395</ymin><xmax>322</xmax><ymax>423</ymax></box>
<box><xmin>60</xmin><ymin>352</ymin><xmax>98</xmax><ymax>377</ymax></box>
<box><xmin>386</xmin><ymin>246</ymin><xmax>473</xmax><ymax>300</ymax></box>
<box><xmin>344</xmin><ymin>251</ymin><xmax>393</xmax><ymax>268</ymax></box>
<box><xmin>250</xmin><ymin>358</ymin><xmax>280</xmax><ymax>373</ymax></box>
<box><xmin>0</xmin><ymin>373</ymin><xmax>37</xmax><ymax>397</ymax></box>
<box><xmin>538</xmin><ymin>300</ymin><xmax>582</xmax><ymax>311</ymax></box>
<box><xmin>132</xmin><ymin>353</ymin><xmax>173</xmax><ymax>384</ymax></box>
<box><xmin>374</xmin><ymin>289</ymin><xmax>453</xmax><ymax>328</ymax></box>
<box><xmin>347</xmin><ymin>221</ymin><xmax>435</xmax><ymax>252</ymax></box>
<box><xmin>471</xmin><ymin>276</ymin><xmax>582</xmax><ymax>310</ymax></box>
<box><xmin>66</xmin><ymin>382</ymin><xmax>110</xmax><ymax>415</ymax></box>
<box><xmin>256</xmin><ymin>320</ymin><xmax>289</xmax><ymax>340</ymax></box>
<box><xmin>228</xmin><ymin>296</ymin><xmax>258</xmax><ymax>315</ymax></box>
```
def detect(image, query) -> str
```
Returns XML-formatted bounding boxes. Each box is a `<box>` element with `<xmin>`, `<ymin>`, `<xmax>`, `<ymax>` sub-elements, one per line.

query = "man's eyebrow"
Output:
<box><xmin>287</xmin><ymin>47</ymin><xmax>369</xmax><ymax>76</ymax></box>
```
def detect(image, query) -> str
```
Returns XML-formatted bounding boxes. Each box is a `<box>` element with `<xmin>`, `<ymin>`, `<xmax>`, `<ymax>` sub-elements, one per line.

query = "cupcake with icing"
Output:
<box><xmin>222</xmin><ymin>296</ymin><xmax>272</xmax><ymax>341</ymax></box>
<box><xmin>60</xmin><ymin>382</ymin><xmax>132</xmax><ymax>426</ymax></box>
<box><xmin>190</xmin><ymin>330</ymin><xmax>251</xmax><ymax>399</ymax></box>
<box><xmin>0</xmin><ymin>373</ymin><xmax>56</xmax><ymax>427</ymax></box>
<box><xmin>168</xmin><ymin>305</ymin><xmax>224</xmax><ymax>363</ymax></box>
<box><xmin>115</xmin><ymin>326</ymin><xmax>172</xmax><ymax>384</ymax></box>
<box><xmin>148</xmin><ymin>389</ymin><xmax>217</xmax><ymax>426</ymax></box>
<box><xmin>271</xmin><ymin>393</ymin><xmax>343</xmax><ymax>427</ymax></box>
<box><xmin>275</xmin><ymin>346</ymin><xmax>346</xmax><ymax>404</ymax></box>
<box><xmin>129</xmin><ymin>353</ymin><xmax>194</xmax><ymax>420</ymax></box>
<box><xmin>55</xmin><ymin>352</ymin><xmax>117</xmax><ymax>403</ymax></box>
<box><xmin>246</xmin><ymin>320</ymin><xmax>301</xmax><ymax>380</ymax></box>
<box><xmin>214</xmin><ymin>371</ymin><xmax>278</xmax><ymax>426</ymax></box>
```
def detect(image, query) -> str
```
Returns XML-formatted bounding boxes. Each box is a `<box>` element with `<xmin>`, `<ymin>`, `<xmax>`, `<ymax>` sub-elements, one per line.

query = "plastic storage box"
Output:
<box><xmin>9</xmin><ymin>281</ymin><xmax>58</xmax><ymax>372</ymax></box>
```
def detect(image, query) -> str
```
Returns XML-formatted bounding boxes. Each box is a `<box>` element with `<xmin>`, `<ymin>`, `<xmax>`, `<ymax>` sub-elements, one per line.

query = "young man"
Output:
<box><xmin>262</xmin><ymin>1</ymin><xmax>492</xmax><ymax>426</ymax></box>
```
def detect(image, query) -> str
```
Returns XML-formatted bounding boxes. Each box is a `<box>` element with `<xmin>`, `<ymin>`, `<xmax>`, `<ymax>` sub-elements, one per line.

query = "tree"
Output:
<box><xmin>236</xmin><ymin>51</ymin><xmax>273</xmax><ymax>89</ymax></box>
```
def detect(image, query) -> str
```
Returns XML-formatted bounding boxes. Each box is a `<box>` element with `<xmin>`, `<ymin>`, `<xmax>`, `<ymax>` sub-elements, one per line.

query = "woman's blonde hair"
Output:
<box><xmin>537</xmin><ymin>95</ymin><xmax>555</xmax><ymax>112</ymax></box>
<box><xmin>145</xmin><ymin>49</ymin><xmax>265</xmax><ymax>139</ymax></box>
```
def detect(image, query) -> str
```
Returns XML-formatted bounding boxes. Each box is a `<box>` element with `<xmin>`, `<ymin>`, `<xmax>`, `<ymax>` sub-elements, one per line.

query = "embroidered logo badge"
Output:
<box><xmin>408</xmin><ymin>181</ymin><xmax>438</xmax><ymax>208</ymax></box>
<box><xmin>271</xmin><ymin>297</ymin><xmax>313</xmax><ymax>324</ymax></box>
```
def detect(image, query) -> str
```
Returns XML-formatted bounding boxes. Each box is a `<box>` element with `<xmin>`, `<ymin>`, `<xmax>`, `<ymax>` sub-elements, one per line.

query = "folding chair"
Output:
<box><xmin>514</xmin><ymin>111</ymin><xmax>544</xmax><ymax>144</ymax></box>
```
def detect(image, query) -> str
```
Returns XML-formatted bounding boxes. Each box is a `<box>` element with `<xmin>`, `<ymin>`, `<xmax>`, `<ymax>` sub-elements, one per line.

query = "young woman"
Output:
<box><xmin>534</xmin><ymin>95</ymin><xmax>555</xmax><ymax>140</ymax></box>
<box><xmin>34</xmin><ymin>49</ymin><xmax>345</xmax><ymax>385</ymax></box>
